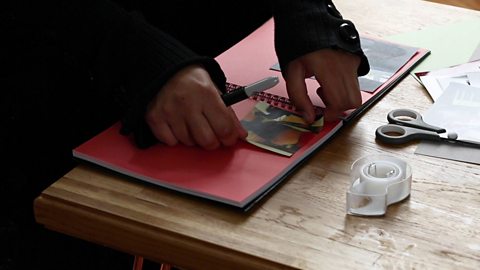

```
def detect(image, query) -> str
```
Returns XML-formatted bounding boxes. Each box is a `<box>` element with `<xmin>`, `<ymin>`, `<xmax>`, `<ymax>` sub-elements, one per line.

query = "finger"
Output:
<box><xmin>316</xmin><ymin>86</ymin><xmax>342</xmax><ymax>121</ymax></box>
<box><xmin>323</xmin><ymin>107</ymin><xmax>344</xmax><ymax>121</ymax></box>
<box><xmin>331</xmin><ymin>53</ymin><xmax>362</xmax><ymax>110</ymax></box>
<box><xmin>229</xmin><ymin>108</ymin><xmax>248</xmax><ymax>140</ymax></box>
<box><xmin>148</xmin><ymin>120</ymin><xmax>178</xmax><ymax>146</ymax></box>
<box><xmin>315</xmin><ymin>72</ymin><xmax>342</xmax><ymax>108</ymax></box>
<box><xmin>285</xmin><ymin>61</ymin><xmax>315</xmax><ymax>123</ymax></box>
<box><xmin>187</xmin><ymin>112</ymin><xmax>220</xmax><ymax>150</ymax></box>
<box><xmin>203</xmin><ymin>104</ymin><xmax>241</xmax><ymax>147</ymax></box>
<box><xmin>331</xmin><ymin>73</ymin><xmax>361</xmax><ymax>111</ymax></box>
<box><xmin>168</xmin><ymin>119</ymin><xmax>195</xmax><ymax>146</ymax></box>
<box><xmin>346</xmin><ymin>76</ymin><xmax>362</xmax><ymax>109</ymax></box>
<box><xmin>318</xmin><ymin>76</ymin><xmax>362</xmax><ymax>121</ymax></box>
<box><xmin>315</xmin><ymin>70</ymin><xmax>351</xmax><ymax>121</ymax></box>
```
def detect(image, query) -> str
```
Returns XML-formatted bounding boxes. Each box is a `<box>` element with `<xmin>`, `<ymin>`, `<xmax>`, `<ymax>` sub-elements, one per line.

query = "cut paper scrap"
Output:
<box><xmin>241</xmin><ymin>102</ymin><xmax>324</xmax><ymax>157</ymax></box>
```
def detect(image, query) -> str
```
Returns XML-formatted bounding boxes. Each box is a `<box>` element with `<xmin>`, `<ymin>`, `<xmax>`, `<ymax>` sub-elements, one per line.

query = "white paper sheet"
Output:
<box><xmin>419</xmin><ymin>60</ymin><xmax>480</xmax><ymax>101</ymax></box>
<box><xmin>415</xmin><ymin>82</ymin><xmax>480</xmax><ymax>164</ymax></box>
<box><xmin>468</xmin><ymin>72</ymin><xmax>480</xmax><ymax>87</ymax></box>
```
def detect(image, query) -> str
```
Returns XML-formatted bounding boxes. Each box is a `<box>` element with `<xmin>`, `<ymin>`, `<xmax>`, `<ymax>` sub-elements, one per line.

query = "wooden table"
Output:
<box><xmin>34</xmin><ymin>1</ymin><xmax>480</xmax><ymax>269</ymax></box>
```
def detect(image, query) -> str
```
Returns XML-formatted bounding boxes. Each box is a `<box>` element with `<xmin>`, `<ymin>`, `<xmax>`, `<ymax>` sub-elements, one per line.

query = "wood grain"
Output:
<box><xmin>426</xmin><ymin>0</ymin><xmax>480</xmax><ymax>10</ymax></box>
<box><xmin>34</xmin><ymin>0</ymin><xmax>480</xmax><ymax>269</ymax></box>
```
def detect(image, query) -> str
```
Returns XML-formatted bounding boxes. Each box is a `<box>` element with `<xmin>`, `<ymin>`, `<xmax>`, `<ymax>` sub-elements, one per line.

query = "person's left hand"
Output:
<box><xmin>283</xmin><ymin>48</ymin><xmax>362</xmax><ymax>123</ymax></box>
<box><xmin>145</xmin><ymin>65</ymin><xmax>247</xmax><ymax>150</ymax></box>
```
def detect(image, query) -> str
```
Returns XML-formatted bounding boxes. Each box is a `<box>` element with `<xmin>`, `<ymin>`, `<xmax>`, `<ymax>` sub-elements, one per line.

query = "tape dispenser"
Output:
<box><xmin>346</xmin><ymin>154</ymin><xmax>412</xmax><ymax>216</ymax></box>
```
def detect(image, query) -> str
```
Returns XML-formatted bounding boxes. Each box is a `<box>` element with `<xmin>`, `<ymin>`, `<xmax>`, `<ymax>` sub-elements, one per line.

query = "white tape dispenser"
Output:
<box><xmin>346</xmin><ymin>154</ymin><xmax>412</xmax><ymax>216</ymax></box>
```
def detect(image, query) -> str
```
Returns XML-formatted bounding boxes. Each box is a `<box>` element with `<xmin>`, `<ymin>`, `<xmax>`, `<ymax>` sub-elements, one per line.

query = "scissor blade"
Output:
<box><xmin>443</xmin><ymin>138</ymin><xmax>480</xmax><ymax>149</ymax></box>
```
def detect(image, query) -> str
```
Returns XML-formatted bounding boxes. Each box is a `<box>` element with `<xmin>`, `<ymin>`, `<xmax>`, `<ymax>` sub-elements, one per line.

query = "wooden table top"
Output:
<box><xmin>34</xmin><ymin>1</ymin><xmax>480</xmax><ymax>269</ymax></box>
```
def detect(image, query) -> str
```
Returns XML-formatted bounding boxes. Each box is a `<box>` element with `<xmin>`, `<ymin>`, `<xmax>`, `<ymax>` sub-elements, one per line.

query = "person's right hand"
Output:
<box><xmin>284</xmin><ymin>48</ymin><xmax>362</xmax><ymax>123</ymax></box>
<box><xmin>145</xmin><ymin>65</ymin><xmax>247</xmax><ymax>150</ymax></box>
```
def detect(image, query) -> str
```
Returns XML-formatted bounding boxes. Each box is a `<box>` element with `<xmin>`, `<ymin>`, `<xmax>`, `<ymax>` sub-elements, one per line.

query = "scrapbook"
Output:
<box><xmin>73</xmin><ymin>19</ymin><xmax>429</xmax><ymax>210</ymax></box>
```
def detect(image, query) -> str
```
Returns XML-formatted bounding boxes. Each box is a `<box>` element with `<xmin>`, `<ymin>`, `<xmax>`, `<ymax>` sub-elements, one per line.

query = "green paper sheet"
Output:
<box><xmin>386</xmin><ymin>19</ymin><xmax>480</xmax><ymax>75</ymax></box>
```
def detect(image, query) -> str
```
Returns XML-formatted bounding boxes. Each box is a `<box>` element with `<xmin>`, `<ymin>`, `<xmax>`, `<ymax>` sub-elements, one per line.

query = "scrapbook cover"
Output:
<box><xmin>73</xmin><ymin>19</ymin><xmax>429</xmax><ymax>210</ymax></box>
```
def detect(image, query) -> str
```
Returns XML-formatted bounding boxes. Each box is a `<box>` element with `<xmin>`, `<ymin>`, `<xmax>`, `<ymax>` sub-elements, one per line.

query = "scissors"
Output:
<box><xmin>375</xmin><ymin>109</ymin><xmax>480</xmax><ymax>148</ymax></box>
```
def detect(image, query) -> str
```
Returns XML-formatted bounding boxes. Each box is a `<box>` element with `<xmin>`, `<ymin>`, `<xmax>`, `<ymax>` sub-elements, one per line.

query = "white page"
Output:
<box><xmin>419</xmin><ymin>60</ymin><xmax>480</xmax><ymax>101</ymax></box>
<box><xmin>423</xmin><ymin>82</ymin><xmax>480</xmax><ymax>142</ymax></box>
<box><xmin>416</xmin><ymin>83</ymin><xmax>480</xmax><ymax>164</ymax></box>
<box><xmin>420</xmin><ymin>75</ymin><xmax>443</xmax><ymax>101</ymax></box>
<box><xmin>468</xmin><ymin>72</ymin><xmax>480</xmax><ymax>87</ymax></box>
<box><xmin>436</xmin><ymin>75</ymin><xmax>469</xmax><ymax>90</ymax></box>
<box><xmin>416</xmin><ymin>141</ymin><xmax>480</xmax><ymax>165</ymax></box>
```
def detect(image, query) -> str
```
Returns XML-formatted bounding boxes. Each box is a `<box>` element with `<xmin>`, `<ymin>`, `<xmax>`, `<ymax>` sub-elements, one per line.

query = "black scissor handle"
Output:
<box><xmin>375</xmin><ymin>124</ymin><xmax>441</xmax><ymax>144</ymax></box>
<box><xmin>387</xmin><ymin>109</ymin><xmax>446</xmax><ymax>133</ymax></box>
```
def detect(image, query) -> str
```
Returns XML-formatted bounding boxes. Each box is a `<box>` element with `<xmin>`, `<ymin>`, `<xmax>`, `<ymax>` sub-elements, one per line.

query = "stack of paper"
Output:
<box><xmin>419</xmin><ymin>60</ymin><xmax>480</xmax><ymax>101</ymax></box>
<box><xmin>415</xmin><ymin>61</ymin><xmax>480</xmax><ymax>164</ymax></box>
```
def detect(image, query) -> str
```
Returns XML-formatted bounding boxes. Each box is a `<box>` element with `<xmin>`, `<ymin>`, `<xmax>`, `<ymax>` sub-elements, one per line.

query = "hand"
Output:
<box><xmin>145</xmin><ymin>65</ymin><xmax>247</xmax><ymax>150</ymax></box>
<box><xmin>284</xmin><ymin>49</ymin><xmax>362</xmax><ymax>122</ymax></box>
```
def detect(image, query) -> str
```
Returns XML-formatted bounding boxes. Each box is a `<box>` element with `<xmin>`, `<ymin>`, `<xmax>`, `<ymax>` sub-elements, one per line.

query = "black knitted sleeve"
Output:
<box><xmin>271</xmin><ymin>0</ymin><xmax>370</xmax><ymax>76</ymax></box>
<box><xmin>31</xmin><ymin>0</ymin><xmax>227</xmax><ymax>148</ymax></box>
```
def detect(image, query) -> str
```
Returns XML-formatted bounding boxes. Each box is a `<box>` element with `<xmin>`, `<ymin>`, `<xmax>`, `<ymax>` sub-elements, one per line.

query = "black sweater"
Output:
<box><xmin>3</xmin><ymin>0</ymin><xmax>368</xmax><ymax>148</ymax></box>
<box><xmin>1</xmin><ymin>1</ymin><xmax>368</xmax><ymax>268</ymax></box>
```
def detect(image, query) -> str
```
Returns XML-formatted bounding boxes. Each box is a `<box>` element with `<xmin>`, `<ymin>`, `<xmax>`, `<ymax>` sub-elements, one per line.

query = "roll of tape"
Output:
<box><xmin>346</xmin><ymin>154</ymin><xmax>412</xmax><ymax>216</ymax></box>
